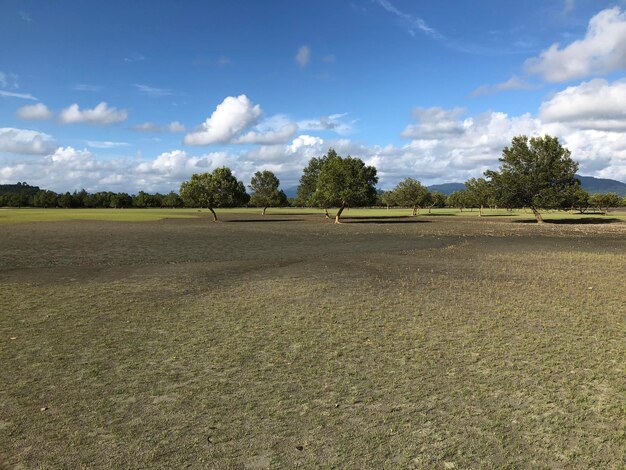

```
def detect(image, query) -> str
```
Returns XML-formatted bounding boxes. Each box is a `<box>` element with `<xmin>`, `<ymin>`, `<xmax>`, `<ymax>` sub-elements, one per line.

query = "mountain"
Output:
<box><xmin>575</xmin><ymin>175</ymin><xmax>626</xmax><ymax>196</ymax></box>
<box><xmin>427</xmin><ymin>183</ymin><xmax>465</xmax><ymax>195</ymax></box>
<box><xmin>425</xmin><ymin>175</ymin><xmax>626</xmax><ymax>196</ymax></box>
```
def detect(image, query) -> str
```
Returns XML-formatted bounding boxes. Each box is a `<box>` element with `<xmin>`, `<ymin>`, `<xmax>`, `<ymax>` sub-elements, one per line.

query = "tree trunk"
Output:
<box><xmin>532</xmin><ymin>208</ymin><xmax>544</xmax><ymax>224</ymax></box>
<box><xmin>479</xmin><ymin>204</ymin><xmax>483</xmax><ymax>217</ymax></box>
<box><xmin>262</xmin><ymin>206</ymin><xmax>267</xmax><ymax>215</ymax></box>
<box><xmin>335</xmin><ymin>203</ymin><xmax>346</xmax><ymax>224</ymax></box>
<box><xmin>324</xmin><ymin>208</ymin><xmax>330</xmax><ymax>219</ymax></box>
<box><xmin>428</xmin><ymin>206</ymin><xmax>432</xmax><ymax>214</ymax></box>
<box><xmin>412</xmin><ymin>206</ymin><xmax>417</xmax><ymax>216</ymax></box>
<box><xmin>208</xmin><ymin>207</ymin><xmax>218</xmax><ymax>222</ymax></box>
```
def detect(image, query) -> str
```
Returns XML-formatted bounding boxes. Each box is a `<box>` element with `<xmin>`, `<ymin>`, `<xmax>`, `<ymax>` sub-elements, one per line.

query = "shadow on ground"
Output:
<box><xmin>515</xmin><ymin>217</ymin><xmax>623</xmax><ymax>225</ymax></box>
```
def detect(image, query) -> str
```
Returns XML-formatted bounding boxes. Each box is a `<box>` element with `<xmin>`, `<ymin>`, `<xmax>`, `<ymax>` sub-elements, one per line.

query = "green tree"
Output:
<box><xmin>447</xmin><ymin>190</ymin><xmax>467</xmax><ymax>212</ymax></box>
<box><xmin>249</xmin><ymin>170</ymin><xmax>287</xmax><ymax>215</ymax></box>
<box><xmin>110</xmin><ymin>193</ymin><xmax>133</xmax><ymax>208</ymax></box>
<box><xmin>33</xmin><ymin>190</ymin><xmax>58</xmax><ymax>208</ymax></box>
<box><xmin>464</xmin><ymin>177</ymin><xmax>492</xmax><ymax>216</ymax></box>
<box><xmin>314</xmin><ymin>154</ymin><xmax>378</xmax><ymax>223</ymax></box>
<box><xmin>571</xmin><ymin>188</ymin><xmax>590</xmax><ymax>214</ymax></box>
<box><xmin>391</xmin><ymin>178</ymin><xmax>431</xmax><ymax>215</ymax></box>
<box><xmin>162</xmin><ymin>192</ymin><xmax>183</xmax><ymax>208</ymax></box>
<box><xmin>428</xmin><ymin>191</ymin><xmax>447</xmax><ymax>213</ymax></box>
<box><xmin>295</xmin><ymin>149</ymin><xmax>338</xmax><ymax>217</ymax></box>
<box><xmin>485</xmin><ymin>135</ymin><xmax>580</xmax><ymax>223</ymax></box>
<box><xmin>379</xmin><ymin>190</ymin><xmax>397</xmax><ymax>209</ymax></box>
<box><xmin>179</xmin><ymin>167</ymin><xmax>249</xmax><ymax>221</ymax></box>
<box><xmin>588</xmin><ymin>192</ymin><xmax>621</xmax><ymax>213</ymax></box>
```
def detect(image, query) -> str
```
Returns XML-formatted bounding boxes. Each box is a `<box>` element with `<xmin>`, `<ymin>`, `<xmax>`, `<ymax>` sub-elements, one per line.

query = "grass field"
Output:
<box><xmin>1</xmin><ymin>210</ymin><xmax>625</xmax><ymax>468</ymax></box>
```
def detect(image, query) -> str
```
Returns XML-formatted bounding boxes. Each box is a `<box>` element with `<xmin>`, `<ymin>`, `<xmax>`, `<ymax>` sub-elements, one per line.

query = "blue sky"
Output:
<box><xmin>2</xmin><ymin>0</ymin><xmax>626</xmax><ymax>193</ymax></box>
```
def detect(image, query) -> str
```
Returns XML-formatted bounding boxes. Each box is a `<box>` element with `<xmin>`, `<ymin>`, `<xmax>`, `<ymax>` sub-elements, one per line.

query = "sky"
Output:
<box><xmin>2</xmin><ymin>0</ymin><xmax>626</xmax><ymax>193</ymax></box>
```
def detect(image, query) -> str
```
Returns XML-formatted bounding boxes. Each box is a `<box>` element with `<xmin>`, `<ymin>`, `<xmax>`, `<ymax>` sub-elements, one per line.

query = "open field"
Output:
<box><xmin>1</xmin><ymin>210</ymin><xmax>625</xmax><ymax>468</ymax></box>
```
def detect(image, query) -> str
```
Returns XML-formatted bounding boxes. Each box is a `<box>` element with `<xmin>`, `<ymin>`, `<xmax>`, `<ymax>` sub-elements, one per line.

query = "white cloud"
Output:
<box><xmin>539</xmin><ymin>78</ymin><xmax>626</xmax><ymax>130</ymax></box>
<box><xmin>373</xmin><ymin>0</ymin><xmax>441</xmax><ymax>39</ymax></box>
<box><xmin>59</xmin><ymin>102</ymin><xmax>128</xmax><ymax>125</ymax></box>
<box><xmin>86</xmin><ymin>141</ymin><xmax>130</xmax><ymax>149</ymax></box>
<box><xmin>0</xmin><ymin>128</ymin><xmax>55</xmax><ymax>155</ymax></box>
<box><xmin>184</xmin><ymin>94</ymin><xmax>262</xmax><ymax>145</ymax></box>
<box><xmin>295</xmin><ymin>46</ymin><xmax>311</xmax><ymax>68</ymax></box>
<box><xmin>298</xmin><ymin>113</ymin><xmax>354</xmax><ymax>135</ymax></box>
<box><xmin>132</xmin><ymin>122</ymin><xmax>161</xmax><ymax>133</ymax></box>
<box><xmin>167</xmin><ymin>121</ymin><xmax>186</xmax><ymax>133</ymax></box>
<box><xmin>0</xmin><ymin>90</ymin><xmax>37</xmax><ymax>100</ymax></box>
<box><xmin>288</xmin><ymin>135</ymin><xmax>324</xmax><ymax>153</ymax></box>
<box><xmin>525</xmin><ymin>7</ymin><xmax>626</xmax><ymax>82</ymax></box>
<box><xmin>16</xmin><ymin>103</ymin><xmax>52</xmax><ymax>120</ymax></box>
<box><xmin>132</xmin><ymin>121</ymin><xmax>187</xmax><ymax>133</ymax></box>
<box><xmin>401</xmin><ymin>107</ymin><xmax>468</xmax><ymax>139</ymax></box>
<box><xmin>470</xmin><ymin>76</ymin><xmax>538</xmax><ymax>97</ymax></box>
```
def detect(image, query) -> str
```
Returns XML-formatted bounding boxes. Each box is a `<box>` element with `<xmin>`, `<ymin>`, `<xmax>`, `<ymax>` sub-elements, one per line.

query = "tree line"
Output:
<box><xmin>2</xmin><ymin>135</ymin><xmax>625</xmax><ymax>221</ymax></box>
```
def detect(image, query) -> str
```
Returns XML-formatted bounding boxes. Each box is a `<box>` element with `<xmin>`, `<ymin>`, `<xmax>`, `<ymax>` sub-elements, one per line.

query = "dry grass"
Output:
<box><xmin>1</xmin><ymin>213</ymin><xmax>625</xmax><ymax>468</ymax></box>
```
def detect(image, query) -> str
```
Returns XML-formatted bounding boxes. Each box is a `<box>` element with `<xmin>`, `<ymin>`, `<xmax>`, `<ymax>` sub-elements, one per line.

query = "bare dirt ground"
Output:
<box><xmin>1</xmin><ymin>214</ymin><xmax>625</xmax><ymax>468</ymax></box>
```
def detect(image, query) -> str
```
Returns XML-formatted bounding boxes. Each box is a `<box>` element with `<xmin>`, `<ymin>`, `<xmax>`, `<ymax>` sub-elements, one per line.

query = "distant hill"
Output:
<box><xmin>575</xmin><ymin>175</ymin><xmax>626</xmax><ymax>196</ymax></box>
<box><xmin>0</xmin><ymin>182</ymin><xmax>41</xmax><ymax>196</ymax></box>
<box><xmin>425</xmin><ymin>175</ymin><xmax>626</xmax><ymax>196</ymax></box>
<box><xmin>427</xmin><ymin>183</ymin><xmax>465</xmax><ymax>195</ymax></box>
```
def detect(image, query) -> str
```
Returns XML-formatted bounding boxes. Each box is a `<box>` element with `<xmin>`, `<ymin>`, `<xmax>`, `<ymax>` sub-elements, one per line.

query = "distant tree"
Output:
<box><xmin>33</xmin><ymin>190</ymin><xmax>58</xmax><ymax>208</ymax></box>
<box><xmin>110</xmin><ymin>193</ymin><xmax>133</xmax><ymax>208</ymax></box>
<box><xmin>391</xmin><ymin>178</ymin><xmax>431</xmax><ymax>215</ymax></box>
<box><xmin>179</xmin><ymin>167</ymin><xmax>249</xmax><ymax>221</ymax></box>
<box><xmin>571</xmin><ymin>188</ymin><xmax>590</xmax><ymax>214</ymax></box>
<box><xmin>314</xmin><ymin>154</ymin><xmax>378</xmax><ymax>223</ymax></box>
<box><xmin>249</xmin><ymin>170</ymin><xmax>287</xmax><ymax>215</ymax></box>
<box><xmin>162</xmin><ymin>191</ymin><xmax>183</xmax><ymax>208</ymax></box>
<box><xmin>379</xmin><ymin>190</ymin><xmax>397</xmax><ymax>209</ymax></box>
<box><xmin>464</xmin><ymin>177</ymin><xmax>493</xmax><ymax>216</ymax></box>
<box><xmin>588</xmin><ymin>192</ymin><xmax>622</xmax><ymax>213</ymax></box>
<box><xmin>428</xmin><ymin>191</ymin><xmax>447</xmax><ymax>213</ymax></box>
<box><xmin>447</xmin><ymin>190</ymin><xmax>467</xmax><ymax>212</ymax></box>
<box><xmin>485</xmin><ymin>135</ymin><xmax>580</xmax><ymax>223</ymax></box>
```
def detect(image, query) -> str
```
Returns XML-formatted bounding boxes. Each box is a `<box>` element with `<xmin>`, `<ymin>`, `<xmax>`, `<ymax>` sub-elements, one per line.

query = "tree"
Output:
<box><xmin>390</xmin><ymin>178</ymin><xmax>431</xmax><ymax>215</ymax></box>
<box><xmin>464</xmin><ymin>177</ymin><xmax>493</xmax><ymax>216</ymax></box>
<box><xmin>33</xmin><ymin>190</ymin><xmax>58</xmax><ymax>208</ymax></box>
<box><xmin>249</xmin><ymin>170</ymin><xmax>287</xmax><ymax>215</ymax></box>
<box><xmin>179</xmin><ymin>167</ymin><xmax>249</xmax><ymax>221</ymax></box>
<box><xmin>571</xmin><ymin>188</ymin><xmax>590</xmax><ymax>214</ymax></box>
<box><xmin>447</xmin><ymin>190</ymin><xmax>467</xmax><ymax>212</ymax></box>
<box><xmin>428</xmin><ymin>191</ymin><xmax>447</xmax><ymax>213</ymax></box>
<box><xmin>295</xmin><ymin>149</ymin><xmax>338</xmax><ymax>209</ymax></box>
<box><xmin>379</xmin><ymin>190</ymin><xmax>397</xmax><ymax>209</ymax></box>
<box><xmin>588</xmin><ymin>192</ymin><xmax>621</xmax><ymax>213</ymax></box>
<box><xmin>314</xmin><ymin>154</ymin><xmax>378</xmax><ymax>223</ymax></box>
<box><xmin>485</xmin><ymin>135</ymin><xmax>580</xmax><ymax>223</ymax></box>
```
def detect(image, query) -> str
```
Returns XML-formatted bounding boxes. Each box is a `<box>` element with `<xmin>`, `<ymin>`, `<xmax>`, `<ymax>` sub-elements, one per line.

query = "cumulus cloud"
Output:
<box><xmin>59</xmin><ymin>102</ymin><xmax>128</xmax><ymax>125</ymax></box>
<box><xmin>539</xmin><ymin>78</ymin><xmax>626</xmax><ymax>130</ymax></box>
<box><xmin>184</xmin><ymin>95</ymin><xmax>262</xmax><ymax>145</ymax></box>
<box><xmin>0</xmin><ymin>128</ymin><xmax>55</xmax><ymax>154</ymax></box>
<box><xmin>470</xmin><ymin>76</ymin><xmax>538</xmax><ymax>97</ymax></box>
<box><xmin>16</xmin><ymin>103</ymin><xmax>52</xmax><ymax>120</ymax></box>
<box><xmin>288</xmin><ymin>135</ymin><xmax>324</xmax><ymax>153</ymax></box>
<box><xmin>525</xmin><ymin>7</ymin><xmax>626</xmax><ymax>82</ymax></box>
<box><xmin>295</xmin><ymin>46</ymin><xmax>311</xmax><ymax>68</ymax></box>
<box><xmin>401</xmin><ymin>107</ymin><xmax>468</xmax><ymax>139</ymax></box>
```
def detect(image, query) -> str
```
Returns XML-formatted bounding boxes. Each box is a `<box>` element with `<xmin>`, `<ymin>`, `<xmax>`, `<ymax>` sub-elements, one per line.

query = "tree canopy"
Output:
<box><xmin>312</xmin><ymin>151</ymin><xmax>378</xmax><ymax>223</ymax></box>
<box><xmin>249</xmin><ymin>170</ymin><xmax>287</xmax><ymax>214</ymax></box>
<box><xmin>179</xmin><ymin>167</ymin><xmax>249</xmax><ymax>221</ymax></box>
<box><xmin>485</xmin><ymin>135</ymin><xmax>579</xmax><ymax>223</ymax></box>
<box><xmin>389</xmin><ymin>178</ymin><xmax>431</xmax><ymax>215</ymax></box>
<box><xmin>294</xmin><ymin>149</ymin><xmax>338</xmax><ymax>207</ymax></box>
